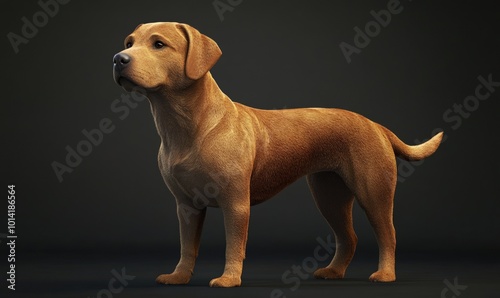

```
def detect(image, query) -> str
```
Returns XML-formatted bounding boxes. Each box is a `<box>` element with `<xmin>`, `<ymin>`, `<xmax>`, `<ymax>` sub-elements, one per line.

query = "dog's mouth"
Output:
<box><xmin>113</xmin><ymin>67</ymin><xmax>160</xmax><ymax>93</ymax></box>
<box><xmin>113</xmin><ymin>68</ymin><xmax>127</xmax><ymax>85</ymax></box>
<box><xmin>113</xmin><ymin>67</ymin><xmax>137</xmax><ymax>89</ymax></box>
<box><xmin>118</xmin><ymin>77</ymin><xmax>139</xmax><ymax>92</ymax></box>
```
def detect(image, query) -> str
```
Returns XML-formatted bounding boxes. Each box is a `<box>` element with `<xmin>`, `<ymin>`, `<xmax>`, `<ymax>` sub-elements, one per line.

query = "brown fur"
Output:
<box><xmin>112</xmin><ymin>22</ymin><xmax>443</xmax><ymax>287</ymax></box>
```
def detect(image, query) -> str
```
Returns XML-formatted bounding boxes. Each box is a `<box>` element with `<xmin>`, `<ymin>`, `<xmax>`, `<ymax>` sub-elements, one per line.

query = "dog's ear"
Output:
<box><xmin>177</xmin><ymin>23</ymin><xmax>222</xmax><ymax>80</ymax></box>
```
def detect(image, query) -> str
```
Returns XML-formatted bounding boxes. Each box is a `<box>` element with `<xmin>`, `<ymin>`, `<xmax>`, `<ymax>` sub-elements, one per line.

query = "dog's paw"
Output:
<box><xmin>209</xmin><ymin>275</ymin><xmax>241</xmax><ymax>287</ymax></box>
<box><xmin>369</xmin><ymin>270</ymin><xmax>396</xmax><ymax>282</ymax></box>
<box><xmin>156</xmin><ymin>272</ymin><xmax>191</xmax><ymax>285</ymax></box>
<box><xmin>313</xmin><ymin>267</ymin><xmax>345</xmax><ymax>280</ymax></box>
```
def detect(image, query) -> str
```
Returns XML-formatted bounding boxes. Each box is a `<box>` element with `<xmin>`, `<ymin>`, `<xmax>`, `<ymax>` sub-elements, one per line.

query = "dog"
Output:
<box><xmin>112</xmin><ymin>22</ymin><xmax>443</xmax><ymax>287</ymax></box>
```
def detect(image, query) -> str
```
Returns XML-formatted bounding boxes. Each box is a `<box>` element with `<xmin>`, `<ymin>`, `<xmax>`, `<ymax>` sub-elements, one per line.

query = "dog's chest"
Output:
<box><xmin>159</xmin><ymin>148</ymin><xmax>197</xmax><ymax>182</ymax></box>
<box><xmin>157</xmin><ymin>147</ymin><xmax>220</xmax><ymax>206</ymax></box>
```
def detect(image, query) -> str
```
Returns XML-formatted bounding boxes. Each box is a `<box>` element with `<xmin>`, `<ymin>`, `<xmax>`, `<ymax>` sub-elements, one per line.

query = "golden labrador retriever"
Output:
<box><xmin>112</xmin><ymin>22</ymin><xmax>443</xmax><ymax>287</ymax></box>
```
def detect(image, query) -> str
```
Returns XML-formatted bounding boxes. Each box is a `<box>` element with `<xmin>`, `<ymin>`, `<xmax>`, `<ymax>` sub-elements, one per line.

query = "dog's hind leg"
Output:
<box><xmin>352</xmin><ymin>161</ymin><xmax>397</xmax><ymax>282</ymax></box>
<box><xmin>307</xmin><ymin>171</ymin><xmax>357</xmax><ymax>279</ymax></box>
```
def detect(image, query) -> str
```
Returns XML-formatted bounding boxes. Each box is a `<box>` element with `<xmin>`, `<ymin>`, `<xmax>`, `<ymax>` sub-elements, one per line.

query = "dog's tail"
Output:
<box><xmin>379</xmin><ymin>125</ymin><xmax>444</xmax><ymax>161</ymax></box>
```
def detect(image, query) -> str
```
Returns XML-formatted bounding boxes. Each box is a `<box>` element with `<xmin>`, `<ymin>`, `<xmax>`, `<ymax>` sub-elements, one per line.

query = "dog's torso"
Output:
<box><xmin>156</xmin><ymin>93</ymin><xmax>392</xmax><ymax>207</ymax></box>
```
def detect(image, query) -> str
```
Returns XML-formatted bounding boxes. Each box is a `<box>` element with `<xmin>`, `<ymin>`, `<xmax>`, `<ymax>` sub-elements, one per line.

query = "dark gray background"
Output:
<box><xmin>2</xmin><ymin>0</ymin><xmax>499</xmax><ymax>272</ymax></box>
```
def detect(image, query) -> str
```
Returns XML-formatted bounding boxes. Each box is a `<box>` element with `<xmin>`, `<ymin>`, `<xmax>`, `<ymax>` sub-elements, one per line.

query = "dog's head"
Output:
<box><xmin>113</xmin><ymin>22</ymin><xmax>222</xmax><ymax>92</ymax></box>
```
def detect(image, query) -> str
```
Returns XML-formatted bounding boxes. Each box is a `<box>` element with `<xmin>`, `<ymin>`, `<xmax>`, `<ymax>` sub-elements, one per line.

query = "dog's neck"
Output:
<box><xmin>146</xmin><ymin>72</ymin><xmax>231</xmax><ymax>150</ymax></box>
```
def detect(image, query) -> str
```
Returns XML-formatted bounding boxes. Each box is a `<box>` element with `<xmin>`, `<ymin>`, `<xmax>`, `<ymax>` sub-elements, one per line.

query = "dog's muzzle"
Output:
<box><xmin>113</xmin><ymin>53</ymin><xmax>131</xmax><ymax>85</ymax></box>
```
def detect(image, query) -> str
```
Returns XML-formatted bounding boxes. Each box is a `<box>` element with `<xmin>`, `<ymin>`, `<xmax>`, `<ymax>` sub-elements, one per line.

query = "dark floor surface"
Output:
<box><xmin>4</xmin><ymin>249</ymin><xmax>499</xmax><ymax>298</ymax></box>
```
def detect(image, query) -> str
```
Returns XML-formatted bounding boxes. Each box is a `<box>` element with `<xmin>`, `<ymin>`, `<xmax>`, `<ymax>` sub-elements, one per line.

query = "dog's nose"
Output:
<box><xmin>113</xmin><ymin>53</ymin><xmax>131</xmax><ymax>69</ymax></box>
<box><xmin>113</xmin><ymin>53</ymin><xmax>132</xmax><ymax>85</ymax></box>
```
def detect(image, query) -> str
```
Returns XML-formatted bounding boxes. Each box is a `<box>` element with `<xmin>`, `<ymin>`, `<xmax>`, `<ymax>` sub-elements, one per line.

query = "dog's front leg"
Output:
<box><xmin>156</xmin><ymin>203</ymin><xmax>207</xmax><ymax>285</ymax></box>
<box><xmin>209</xmin><ymin>201</ymin><xmax>250</xmax><ymax>287</ymax></box>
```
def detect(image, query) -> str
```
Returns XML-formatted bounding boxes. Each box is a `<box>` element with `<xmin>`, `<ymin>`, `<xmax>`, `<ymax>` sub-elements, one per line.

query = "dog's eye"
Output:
<box><xmin>126</xmin><ymin>42</ymin><xmax>133</xmax><ymax>48</ymax></box>
<box><xmin>154</xmin><ymin>41</ymin><xmax>165</xmax><ymax>49</ymax></box>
